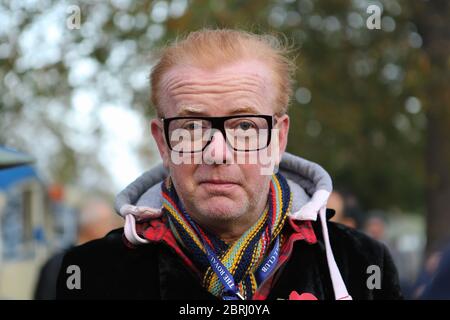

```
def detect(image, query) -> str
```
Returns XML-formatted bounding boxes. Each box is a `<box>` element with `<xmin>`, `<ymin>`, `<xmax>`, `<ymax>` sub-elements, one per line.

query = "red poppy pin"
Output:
<box><xmin>289</xmin><ymin>291</ymin><xmax>318</xmax><ymax>300</ymax></box>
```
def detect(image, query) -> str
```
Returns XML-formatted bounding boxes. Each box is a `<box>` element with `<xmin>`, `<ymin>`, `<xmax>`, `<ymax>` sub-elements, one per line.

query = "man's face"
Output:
<box><xmin>151</xmin><ymin>59</ymin><xmax>289</xmax><ymax>224</ymax></box>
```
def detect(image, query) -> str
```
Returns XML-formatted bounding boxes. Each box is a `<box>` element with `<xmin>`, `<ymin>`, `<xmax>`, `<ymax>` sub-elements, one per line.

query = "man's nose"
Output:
<box><xmin>203</xmin><ymin>130</ymin><xmax>233</xmax><ymax>165</ymax></box>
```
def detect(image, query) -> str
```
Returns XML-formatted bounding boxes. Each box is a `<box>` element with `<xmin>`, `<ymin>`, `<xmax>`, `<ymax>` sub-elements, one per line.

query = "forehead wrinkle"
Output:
<box><xmin>167</xmin><ymin>87</ymin><xmax>265</xmax><ymax>115</ymax></box>
<box><xmin>166</xmin><ymin>85</ymin><xmax>270</xmax><ymax>115</ymax></box>
<box><xmin>164</xmin><ymin>83</ymin><xmax>270</xmax><ymax>112</ymax></box>
<box><xmin>164</xmin><ymin>73</ymin><xmax>268</xmax><ymax>96</ymax></box>
<box><xmin>160</xmin><ymin>61</ymin><xmax>274</xmax><ymax>96</ymax></box>
<box><xmin>166</xmin><ymin>70</ymin><xmax>267</xmax><ymax>85</ymax></box>
<box><xmin>170</xmin><ymin>87</ymin><xmax>265</xmax><ymax>99</ymax></box>
<box><xmin>167</xmin><ymin>94</ymin><xmax>268</xmax><ymax>117</ymax></box>
<box><xmin>174</xmin><ymin>93</ymin><xmax>263</xmax><ymax>109</ymax></box>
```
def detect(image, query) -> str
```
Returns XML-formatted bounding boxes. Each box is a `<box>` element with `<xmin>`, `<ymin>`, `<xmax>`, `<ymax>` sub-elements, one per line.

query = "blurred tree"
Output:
<box><xmin>412</xmin><ymin>0</ymin><xmax>450</xmax><ymax>254</ymax></box>
<box><xmin>0</xmin><ymin>0</ymin><xmax>448</xmax><ymax>253</ymax></box>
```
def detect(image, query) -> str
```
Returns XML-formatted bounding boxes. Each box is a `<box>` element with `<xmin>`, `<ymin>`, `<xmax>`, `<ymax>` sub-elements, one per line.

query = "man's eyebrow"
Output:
<box><xmin>227</xmin><ymin>106</ymin><xmax>259</xmax><ymax>114</ymax></box>
<box><xmin>176</xmin><ymin>106</ymin><xmax>206</xmax><ymax>116</ymax></box>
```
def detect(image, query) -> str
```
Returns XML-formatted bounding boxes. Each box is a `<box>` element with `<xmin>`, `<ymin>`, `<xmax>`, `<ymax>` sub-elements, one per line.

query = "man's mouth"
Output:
<box><xmin>198</xmin><ymin>179</ymin><xmax>240</xmax><ymax>192</ymax></box>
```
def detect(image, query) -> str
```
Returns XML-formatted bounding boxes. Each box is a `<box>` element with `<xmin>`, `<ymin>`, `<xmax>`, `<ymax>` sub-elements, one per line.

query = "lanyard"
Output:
<box><xmin>185</xmin><ymin>212</ymin><xmax>280</xmax><ymax>300</ymax></box>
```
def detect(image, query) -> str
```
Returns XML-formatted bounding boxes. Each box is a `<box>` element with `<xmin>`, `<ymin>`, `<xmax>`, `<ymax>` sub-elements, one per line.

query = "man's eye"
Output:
<box><xmin>237</xmin><ymin>121</ymin><xmax>256</xmax><ymax>131</ymax></box>
<box><xmin>183</xmin><ymin>122</ymin><xmax>203</xmax><ymax>130</ymax></box>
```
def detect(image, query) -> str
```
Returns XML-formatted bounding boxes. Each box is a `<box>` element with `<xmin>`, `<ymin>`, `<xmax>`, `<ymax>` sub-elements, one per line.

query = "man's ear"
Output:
<box><xmin>150</xmin><ymin>119</ymin><xmax>170</xmax><ymax>168</ymax></box>
<box><xmin>275</xmin><ymin>114</ymin><xmax>289</xmax><ymax>165</ymax></box>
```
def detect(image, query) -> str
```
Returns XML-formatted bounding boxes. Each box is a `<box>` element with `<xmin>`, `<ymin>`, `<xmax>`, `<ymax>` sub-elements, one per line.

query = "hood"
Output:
<box><xmin>114</xmin><ymin>151</ymin><xmax>351</xmax><ymax>300</ymax></box>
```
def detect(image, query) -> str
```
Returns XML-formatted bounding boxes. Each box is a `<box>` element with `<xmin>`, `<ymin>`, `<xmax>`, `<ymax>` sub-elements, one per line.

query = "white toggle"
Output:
<box><xmin>290</xmin><ymin>189</ymin><xmax>330</xmax><ymax>221</ymax></box>
<box><xmin>121</xmin><ymin>204</ymin><xmax>162</xmax><ymax>245</ymax></box>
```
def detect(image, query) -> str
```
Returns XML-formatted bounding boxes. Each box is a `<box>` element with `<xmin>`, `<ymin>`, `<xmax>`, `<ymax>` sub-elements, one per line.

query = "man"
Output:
<box><xmin>328</xmin><ymin>190</ymin><xmax>357</xmax><ymax>229</ymax></box>
<box><xmin>35</xmin><ymin>194</ymin><xmax>118</xmax><ymax>299</ymax></box>
<box><xmin>56</xmin><ymin>29</ymin><xmax>402</xmax><ymax>300</ymax></box>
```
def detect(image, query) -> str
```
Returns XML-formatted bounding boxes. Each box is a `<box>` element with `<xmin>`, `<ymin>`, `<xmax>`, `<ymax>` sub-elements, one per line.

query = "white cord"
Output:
<box><xmin>319</xmin><ymin>207</ymin><xmax>352</xmax><ymax>300</ymax></box>
<box><xmin>124</xmin><ymin>214</ymin><xmax>149</xmax><ymax>245</ymax></box>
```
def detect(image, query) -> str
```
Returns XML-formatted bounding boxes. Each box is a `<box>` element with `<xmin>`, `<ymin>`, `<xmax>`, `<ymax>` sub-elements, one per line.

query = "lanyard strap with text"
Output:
<box><xmin>184</xmin><ymin>212</ymin><xmax>280</xmax><ymax>300</ymax></box>
<box><xmin>204</xmin><ymin>236</ymin><xmax>280</xmax><ymax>300</ymax></box>
<box><xmin>201</xmin><ymin>231</ymin><xmax>280</xmax><ymax>300</ymax></box>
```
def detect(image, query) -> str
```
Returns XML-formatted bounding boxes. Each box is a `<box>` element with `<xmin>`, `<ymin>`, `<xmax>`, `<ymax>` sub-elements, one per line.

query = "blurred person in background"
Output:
<box><xmin>419</xmin><ymin>244</ymin><xmax>450</xmax><ymax>299</ymax></box>
<box><xmin>328</xmin><ymin>190</ymin><xmax>357</xmax><ymax>229</ymax></box>
<box><xmin>76</xmin><ymin>195</ymin><xmax>121</xmax><ymax>245</ymax></box>
<box><xmin>364</xmin><ymin>215</ymin><xmax>387</xmax><ymax>243</ymax></box>
<box><xmin>412</xmin><ymin>249</ymin><xmax>442</xmax><ymax>299</ymax></box>
<box><xmin>363</xmin><ymin>213</ymin><xmax>416</xmax><ymax>298</ymax></box>
<box><xmin>34</xmin><ymin>194</ymin><xmax>121</xmax><ymax>300</ymax></box>
<box><xmin>47</xmin><ymin>184</ymin><xmax>78</xmax><ymax>251</ymax></box>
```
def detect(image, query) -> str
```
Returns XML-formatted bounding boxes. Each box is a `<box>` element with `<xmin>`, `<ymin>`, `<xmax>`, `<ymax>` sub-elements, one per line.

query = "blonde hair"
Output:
<box><xmin>150</xmin><ymin>28</ymin><xmax>296</xmax><ymax>117</ymax></box>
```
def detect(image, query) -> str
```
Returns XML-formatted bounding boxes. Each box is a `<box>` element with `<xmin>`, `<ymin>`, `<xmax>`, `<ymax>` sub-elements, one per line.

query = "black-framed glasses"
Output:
<box><xmin>162</xmin><ymin>114</ymin><xmax>274</xmax><ymax>153</ymax></box>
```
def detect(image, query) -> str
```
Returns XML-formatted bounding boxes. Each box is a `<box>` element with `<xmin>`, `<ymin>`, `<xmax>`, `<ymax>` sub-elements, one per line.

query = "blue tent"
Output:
<box><xmin>0</xmin><ymin>145</ymin><xmax>35</xmax><ymax>169</ymax></box>
<box><xmin>0</xmin><ymin>146</ymin><xmax>38</xmax><ymax>190</ymax></box>
<box><xmin>0</xmin><ymin>165</ymin><xmax>39</xmax><ymax>190</ymax></box>
<box><xmin>0</xmin><ymin>146</ymin><xmax>44</xmax><ymax>260</ymax></box>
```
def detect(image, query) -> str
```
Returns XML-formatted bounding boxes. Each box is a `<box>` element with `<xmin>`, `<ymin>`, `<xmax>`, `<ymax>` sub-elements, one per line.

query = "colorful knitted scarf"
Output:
<box><xmin>161</xmin><ymin>172</ymin><xmax>292</xmax><ymax>299</ymax></box>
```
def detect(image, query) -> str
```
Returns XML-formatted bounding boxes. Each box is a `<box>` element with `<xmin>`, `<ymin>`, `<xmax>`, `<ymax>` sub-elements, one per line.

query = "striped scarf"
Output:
<box><xmin>161</xmin><ymin>172</ymin><xmax>292</xmax><ymax>299</ymax></box>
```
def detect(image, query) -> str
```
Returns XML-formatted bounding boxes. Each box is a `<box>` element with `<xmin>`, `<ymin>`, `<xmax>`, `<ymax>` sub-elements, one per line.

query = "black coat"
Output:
<box><xmin>56</xmin><ymin>218</ymin><xmax>403</xmax><ymax>300</ymax></box>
